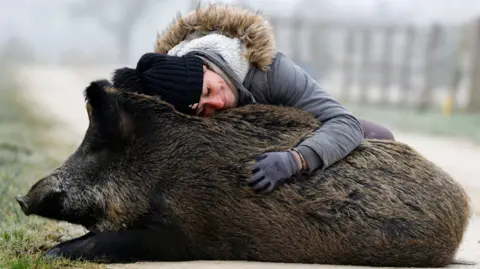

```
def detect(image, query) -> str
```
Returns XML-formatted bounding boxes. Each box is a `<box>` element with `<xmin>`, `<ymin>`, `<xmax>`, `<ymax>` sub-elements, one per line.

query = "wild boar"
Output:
<box><xmin>16</xmin><ymin>80</ymin><xmax>471</xmax><ymax>266</ymax></box>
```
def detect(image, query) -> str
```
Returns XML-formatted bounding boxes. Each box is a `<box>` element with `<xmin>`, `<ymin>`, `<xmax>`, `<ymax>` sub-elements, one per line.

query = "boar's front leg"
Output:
<box><xmin>44</xmin><ymin>229</ymin><xmax>192</xmax><ymax>263</ymax></box>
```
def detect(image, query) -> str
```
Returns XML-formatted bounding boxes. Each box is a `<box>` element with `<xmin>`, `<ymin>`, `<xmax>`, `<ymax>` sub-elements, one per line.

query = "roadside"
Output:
<box><xmin>13</xmin><ymin>64</ymin><xmax>480</xmax><ymax>269</ymax></box>
<box><xmin>0</xmin><ymin>63</ymin><xmax>101</xmax><ymax>269</ymax></box>
<box><xmin>345</xmin><ymin>102</ymin><xmax>480</xmax><ymax>145</ymax></box>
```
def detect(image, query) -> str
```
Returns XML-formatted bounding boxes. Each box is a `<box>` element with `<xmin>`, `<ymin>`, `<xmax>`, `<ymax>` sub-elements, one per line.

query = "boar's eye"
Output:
<box><xmin>76</xmin><ymin>129</ymin><xmax>125</xmax><ymax>171</ymax></box>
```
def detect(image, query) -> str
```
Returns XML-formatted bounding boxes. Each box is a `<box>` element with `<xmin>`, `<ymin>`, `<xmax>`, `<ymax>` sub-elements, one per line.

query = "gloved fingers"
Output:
<box><xmin>249</xmin><ymin>157</ymin><xmax>263</xmax><ymax>172</ymax></box>
<box><xmin>258</xmin><ymin>180</ymin><xmax>277</xmax><ymax>194</ymax></box>
<box><xmin>252</xmin><ymin>177</ymin><xmax>271</xmax><ymax>193</ymax></box>
<box><xmin>246</xmin><ymin>151</ymin><xmax>295</xmax><ymax>194</ymax></box>
<box><xmin>254</xmin><ymin>154</ymin><xmax>268</xmax><ymax>162</ymax></box>
<box><xmin>250</xmin><ymin>165</ymin><xmax>261</xmax><ymax>174</ymax></box>
<box><xmin>247</xmin><ymin>169</ymin><xmax>265</xmax><ymax>186</ymax></box>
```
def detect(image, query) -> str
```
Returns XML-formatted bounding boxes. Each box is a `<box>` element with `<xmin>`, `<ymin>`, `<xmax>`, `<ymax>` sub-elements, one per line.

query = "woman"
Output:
<box><xmin>112</xmin><ymin>4</ymin><xmax>394</xmax><ymax>193</ymax></box>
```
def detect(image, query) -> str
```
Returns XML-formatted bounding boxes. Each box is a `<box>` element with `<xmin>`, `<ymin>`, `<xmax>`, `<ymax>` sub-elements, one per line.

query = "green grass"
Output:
<box><xmin>0</xmin><ymin>64</ymin><xmax>103</xmax><ymax>269</ymax></box>
<box><xmin>342</xmin><ymin>101</ymin><xmax>480</xmax><ymax>144</ymax></box>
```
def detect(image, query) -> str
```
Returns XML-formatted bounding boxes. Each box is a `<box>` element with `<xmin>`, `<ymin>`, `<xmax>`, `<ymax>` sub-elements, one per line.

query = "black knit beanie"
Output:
<box><xmin>112</xmin><ymin>52</ymin><xmax>204</xmax><ymax>115</ymax></box>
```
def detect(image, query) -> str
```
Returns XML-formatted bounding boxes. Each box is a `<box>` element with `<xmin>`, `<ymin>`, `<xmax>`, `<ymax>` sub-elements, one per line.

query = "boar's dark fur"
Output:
<box><xmin>17</xmin><ymin>80</ymin><xmax>472</xmax><ymax>266</ymax></box>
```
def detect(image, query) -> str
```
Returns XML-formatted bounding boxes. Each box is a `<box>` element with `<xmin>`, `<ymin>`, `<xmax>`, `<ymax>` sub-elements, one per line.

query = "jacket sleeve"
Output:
<box><xmin>266</xmin><ymin>52</ymin><xmax>364</xmax><ymax>172</ymax></box>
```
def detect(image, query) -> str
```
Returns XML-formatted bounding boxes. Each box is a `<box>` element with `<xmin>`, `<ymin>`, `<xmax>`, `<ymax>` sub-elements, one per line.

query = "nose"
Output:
<box><xmin>205</xmin><ymin>94</ymin><xmax>224</xmax><ymax>109</ymax></box>
<box><xmin>15</xmin><ymin>195</ymin><xmax>30</xmax><ymax>215</ymax></box>
<box><xmin>201</xmin><ymin>95</ymin><xmax>224</xmax><ymax>117</ymax></box>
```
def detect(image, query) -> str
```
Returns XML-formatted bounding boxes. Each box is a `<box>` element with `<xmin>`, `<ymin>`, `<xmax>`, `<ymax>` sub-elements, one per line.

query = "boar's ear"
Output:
<box><xmin>84</xmin><ymin>79</ymin><xmax>132</xmax><ymax>140</ymax></box>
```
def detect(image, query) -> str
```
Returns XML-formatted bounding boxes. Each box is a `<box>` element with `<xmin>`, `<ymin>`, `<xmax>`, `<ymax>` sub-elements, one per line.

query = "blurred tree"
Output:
<box><xmin>288</xmin><ymin>0</ymin><xmax>337</xmax><ymax>80</ymax></box>
<box><xmin>68</xmin><ymin>0</ymin><xmax>159</xmax><ymax>64</ymax></box>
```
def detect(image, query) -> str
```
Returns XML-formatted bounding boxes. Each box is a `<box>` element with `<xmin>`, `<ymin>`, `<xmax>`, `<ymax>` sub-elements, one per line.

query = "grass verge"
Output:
<box><xmin>0</xmin><ymin>63</ymin><xmax>103</xmax><ymax>269</ymax></box>
<box><xmin>343</xmin><ymin>102</ymin><xmax>480</xmax><ymax>144</ymax></box>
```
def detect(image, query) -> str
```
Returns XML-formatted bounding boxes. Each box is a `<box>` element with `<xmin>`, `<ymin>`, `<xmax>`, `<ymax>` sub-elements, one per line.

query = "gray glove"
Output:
<box><xmin>248</xmin><ymin>150</ymin><xmax>300</xmax><ymax>193</ymax></box>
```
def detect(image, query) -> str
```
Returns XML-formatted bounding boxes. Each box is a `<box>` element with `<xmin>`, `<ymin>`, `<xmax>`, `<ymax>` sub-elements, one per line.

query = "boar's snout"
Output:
<box><xmin>15</xmin><ymin>195</ymin><xmax>30</xmax><ymax>215</ymax></box>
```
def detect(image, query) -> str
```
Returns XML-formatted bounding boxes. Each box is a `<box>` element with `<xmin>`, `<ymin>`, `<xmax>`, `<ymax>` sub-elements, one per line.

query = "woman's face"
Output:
<box><xmin>193</xmin><ymin>66</ymin><xmax>237</xmax><ymax>117</ymax></box>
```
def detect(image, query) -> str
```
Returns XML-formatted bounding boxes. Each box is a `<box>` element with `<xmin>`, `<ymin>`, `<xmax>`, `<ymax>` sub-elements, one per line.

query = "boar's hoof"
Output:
<box><xmin>15</xmin><ymin>195</ymin><xmax>30</xmax><ymax>215</ymax></box>
<box><xmin>44</xmin><ymin>247</ymin><xmax>62</xmax><ymax>260</ymax></box>
<box><xmin>43</xmin><ymin>232</ymin><xmax>98</xmax><ymax>262</ymax></box>
<box><xmin>44</xmin><ymin>244</ymin><xmax>82</xmax><ymax>261</ymax></box>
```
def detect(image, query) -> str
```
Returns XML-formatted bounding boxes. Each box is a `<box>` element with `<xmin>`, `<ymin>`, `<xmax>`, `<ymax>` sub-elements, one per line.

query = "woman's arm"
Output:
<box><xmin>267</xmin><ymin>52</ymin><xmax>364</xmax><ymax>172</ymax></box>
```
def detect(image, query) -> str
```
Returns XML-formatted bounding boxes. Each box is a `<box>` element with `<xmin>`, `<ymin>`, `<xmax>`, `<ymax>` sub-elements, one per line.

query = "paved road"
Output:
<box><xmin>14</xmin><ymin>64</ymin><xmax>480</xmax><ymax>269</ymax></box>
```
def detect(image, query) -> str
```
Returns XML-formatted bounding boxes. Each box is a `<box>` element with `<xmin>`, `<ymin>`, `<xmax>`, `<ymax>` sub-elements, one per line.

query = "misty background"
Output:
<box><xmin>2</xmin><ymin>0</ymin><xmax>480</xmax><ymax>131</ymax></box>
<box><xmin>4</xmin><ymin>0</ymin><xmax>480</xmax><ymax>65</ymax></box>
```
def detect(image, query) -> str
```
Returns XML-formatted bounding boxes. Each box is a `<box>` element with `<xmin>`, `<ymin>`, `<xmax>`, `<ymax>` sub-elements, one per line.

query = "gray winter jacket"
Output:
<box><xmin>190</xmin><ymin>50</ymin><xmax>364</xmax><ymax>172</ymax></box>
<box><xmin>246</xmin><ymin>52</ymin><xmax>363</xmax><ymax>171</ymax></box>
<box><xmin>153</xmin><ymin>4</ymin><xmax>364</xmax><ymax>172</ymax></box>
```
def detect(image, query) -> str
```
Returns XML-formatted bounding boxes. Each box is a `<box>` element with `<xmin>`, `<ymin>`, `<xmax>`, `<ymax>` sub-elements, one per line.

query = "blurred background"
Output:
<box><xmin>0</xmin><ymin>1</ymin><xmax>479</xmax><ymax>266</ymax></box>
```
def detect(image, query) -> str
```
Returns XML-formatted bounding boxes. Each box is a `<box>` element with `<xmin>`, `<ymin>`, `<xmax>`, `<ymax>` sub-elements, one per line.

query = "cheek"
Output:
<box><xmin>223</xmin><ymin>84</ymin><xmax>235</xmax><ymax>100</ymax></box>
<box><xmin>213</xmin><ymin>80</ymin><xmax>224</xmax><ymax>94</ymax></box>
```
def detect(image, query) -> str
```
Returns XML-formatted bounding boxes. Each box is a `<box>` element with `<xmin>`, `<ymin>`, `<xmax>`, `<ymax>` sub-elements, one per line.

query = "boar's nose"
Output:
<box><xmin>15</xmin><ymin>195</ymin><xmax>30</xmax><ymax>215</ymax></box>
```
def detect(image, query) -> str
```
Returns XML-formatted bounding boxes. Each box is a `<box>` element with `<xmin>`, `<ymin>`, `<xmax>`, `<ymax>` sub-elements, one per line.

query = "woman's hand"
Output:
<box><xmin>247</xmin><ymin>149</ymin><xmax>305</xmax><ymax>193</ymax></box>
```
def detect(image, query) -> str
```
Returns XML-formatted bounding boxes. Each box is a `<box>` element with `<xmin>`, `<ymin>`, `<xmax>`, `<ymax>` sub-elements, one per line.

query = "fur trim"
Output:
<box><xmin>154</xmin><ymin>3</ymin><xmax>276</xmax><ymax>71</ymax></box>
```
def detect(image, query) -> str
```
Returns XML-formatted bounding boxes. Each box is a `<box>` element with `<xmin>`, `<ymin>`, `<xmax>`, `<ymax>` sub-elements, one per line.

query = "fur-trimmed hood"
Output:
<box><xmin>154</xmin><ymin>4</ymin><xmax>277</xmax><ymax>71</ymax></box>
